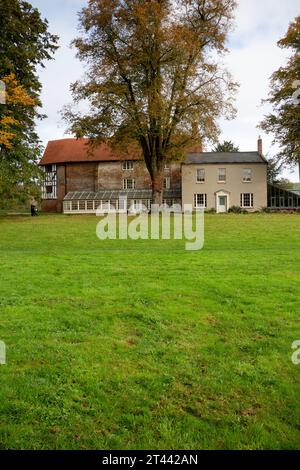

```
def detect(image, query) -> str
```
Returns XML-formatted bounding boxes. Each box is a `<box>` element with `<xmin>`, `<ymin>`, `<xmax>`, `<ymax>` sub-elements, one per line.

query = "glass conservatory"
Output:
<box><xmin>63</xmin><ymin>189</ymin><xmax>181</xmax><ymax>214</ymax></box>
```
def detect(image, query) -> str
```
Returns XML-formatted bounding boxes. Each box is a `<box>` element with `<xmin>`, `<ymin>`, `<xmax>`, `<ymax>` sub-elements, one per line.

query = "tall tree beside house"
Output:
<box><xmin>266</xmin><ymin>156</ymin><xmax>284</xmax><ymax>184</ymax></box>
<box><xmin>213</xmin><ymin>140</ymin><xmax>239</xmax><ymax>152</ymax></box>
<box><xmin>0</xmin><ymin>0</ymin><xmax>58</xmax><ymax>203</ymax></box>
<box><xmin>260</xmin><ymin>16</ymin><xmax>300</xmax><ymax>181</ymax></box>
<box><xmin>0</xmin><ymin>74</ymin><xmax>36</xmax><ymax>149</ymax></box>
<box><xmin>0</xmin><ymin>73</ymin><xmax>38</xmax><ymax>201</ymax></box>
<box><xmin>65</xmin><ymin>0</ymin><xmax>238</xmax><ymax>205</ymax></box>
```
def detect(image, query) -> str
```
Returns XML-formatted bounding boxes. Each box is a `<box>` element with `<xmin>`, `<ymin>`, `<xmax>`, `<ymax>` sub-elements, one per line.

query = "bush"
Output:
<box><xmin>228</xmin><ymin>205</ymin><xmax>243</xmax><ymax>213</ymax></box>
<box><xmin>261</xmin><ymin>206</ymin><xmax>272</xmax><ymax>213</ymax></box>
<box><xmin>205</xmin><ymin>208</ymin><xmax>216</xmax><ymax>214</ymax></box>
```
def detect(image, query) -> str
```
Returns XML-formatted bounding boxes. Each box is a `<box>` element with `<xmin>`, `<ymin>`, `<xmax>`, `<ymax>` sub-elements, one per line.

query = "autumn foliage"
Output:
<box><xmin>261</xmin><ymin>16</ymin><xmax>300</xmax><ymax>178</ymax></box>
<box><xmin>0</xmin><ymin>0</ymin><xmax>58</xmax><ymax>203</ymax></box>
<box><xmin>65</xmin><ymin>0</ymin><xmax>238</xmax><ymax>203</ymax></box>
<box><xmin>0</xmin><ymin>73</ymin><xmax>36</xmax><ymax>149</ymax></box>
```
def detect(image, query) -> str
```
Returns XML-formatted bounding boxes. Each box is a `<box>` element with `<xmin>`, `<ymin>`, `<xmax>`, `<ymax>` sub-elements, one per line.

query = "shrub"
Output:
<box><xmin>261</xmin><ymin>206</ymin><xmax>272</xmax><ymax>213</ymax></box>
<box><xmin>228</xmin><ymin>205</ymin><xmax>243</xmax><ymax>213</ymax></box>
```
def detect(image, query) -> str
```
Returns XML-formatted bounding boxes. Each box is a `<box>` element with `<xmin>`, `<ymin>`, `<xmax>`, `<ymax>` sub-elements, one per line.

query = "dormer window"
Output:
<box><xmin>122</xmin><ymin>161</ymin><xmax>133</xmax><ymax>171</ymax></box>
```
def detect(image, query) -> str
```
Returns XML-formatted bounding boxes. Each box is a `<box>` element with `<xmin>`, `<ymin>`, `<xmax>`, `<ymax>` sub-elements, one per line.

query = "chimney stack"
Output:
<box><xmin>257</xmin><ymin>136</ymin><xmax>263</xmax><ymax>156</ymax></box>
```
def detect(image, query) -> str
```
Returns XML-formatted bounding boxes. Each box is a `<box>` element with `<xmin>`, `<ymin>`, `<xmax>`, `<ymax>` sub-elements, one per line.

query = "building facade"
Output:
<box><xmin>40</xmin><ymin>138</ymin><xmax>181</xmax><ymax>213</ymax></box>
<box><xmin>182</xmin><ymin>152</ymin><xmax>268</xmax><ymax>212</ymax></box>
<box><xmin>40</xmin><ymin>137</ymin><xmax>271</xmax><ymax>214</ymax></box>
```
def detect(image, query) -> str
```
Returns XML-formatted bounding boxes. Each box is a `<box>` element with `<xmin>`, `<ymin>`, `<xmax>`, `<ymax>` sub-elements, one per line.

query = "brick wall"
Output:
<box><xmin>42</xmin><ymin>160</ymin><xmax>182</xmax><ymax>213</ymax></box>
<box><xmin>41</xmin><ymin>200</ymin><xmax>60</xmax><ymax>213</ymax></box>
<box><xmin>97</xmin><ymin>161</ymin><xmax>151</xmax><ymax>190</ymax></box>
<box><xmin>97</xmin><ymin>161</ymin><xmax>181</xmax><ymax>190</ymax></box>
<box><xmin>66</xmin><ymin>163</ymin><xmax>97</xmax><ymax>192</ymax></box>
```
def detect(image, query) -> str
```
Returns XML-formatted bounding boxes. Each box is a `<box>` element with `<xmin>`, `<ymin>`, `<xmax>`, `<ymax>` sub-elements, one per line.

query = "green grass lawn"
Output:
<box><xmin>0</xmin><ymin>213</ymin><xmax>300</xmax><ymax>450</ymax></box>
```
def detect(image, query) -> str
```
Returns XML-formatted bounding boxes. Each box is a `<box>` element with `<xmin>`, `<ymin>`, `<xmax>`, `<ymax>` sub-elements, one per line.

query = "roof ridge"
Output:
<box><xmin>187</xmin><ymin>151</ymin><xmax>259</xmax><ymax>154</ymax></box>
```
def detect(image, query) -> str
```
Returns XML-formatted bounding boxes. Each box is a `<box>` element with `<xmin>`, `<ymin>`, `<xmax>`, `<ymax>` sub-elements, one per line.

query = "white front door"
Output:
<box><xmin>218</xmin><ymin>195</ymin><xmax>227</xmax><ymax>213</ymax></box>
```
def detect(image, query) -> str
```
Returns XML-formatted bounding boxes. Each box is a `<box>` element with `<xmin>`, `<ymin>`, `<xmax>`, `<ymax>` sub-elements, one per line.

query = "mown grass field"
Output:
<box><xmin>0</xmin><ymin>213</ymin><xmax>300</xmax><ymax>450</ymax></box>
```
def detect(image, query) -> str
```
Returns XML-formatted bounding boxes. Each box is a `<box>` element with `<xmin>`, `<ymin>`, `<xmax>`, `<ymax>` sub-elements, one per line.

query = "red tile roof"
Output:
<box><xmin>39</xmin><ymin>138</ymin><xmax>142</xmax><ymax>165</ymax></box>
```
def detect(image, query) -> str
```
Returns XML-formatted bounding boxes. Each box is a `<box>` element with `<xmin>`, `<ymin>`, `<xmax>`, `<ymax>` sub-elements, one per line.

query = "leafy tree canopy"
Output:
<box><xmin>0</xmin><ymin>0</ymin><xmax>58</xmax><ymax>204</ymax></box>
<box><xmin>266</xmin><ymin>156</ymin><xmax>284</xmax><ymax>184</ymax></box>
<box><xmin>213</xmin><ymin>140</ymin><xmax>239</xmax><ymax>152</ymax></box>
<box><xmin>64</xmin><ymin>0</ymin><xmax>238</xmax><ymax>203</ymax></box>
<box><xmin>260</xmin><ymin>16</ymin><xmax>300</xmax><ymax>180</ymax></box>
<box><xmin>0</xmin><ymin>73</ymin><xmax>36</xmax><ymax>149</ymax></box>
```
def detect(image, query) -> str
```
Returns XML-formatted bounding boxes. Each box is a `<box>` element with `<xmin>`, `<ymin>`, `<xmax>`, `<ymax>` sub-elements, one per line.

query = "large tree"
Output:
<box><xmin>260</xmin><ymin>16</ymin><xmax>300</xmax><ymax>181</ymax></box>
<box><xmin>213</xmin><ymin>140</ymin><xmax>239</xmax><ymax>152</ymax></box>
<box><xmin>65</xmin><ymin>0</ymin><xmax>238</xmax><ymax>204</ymax></box>
<box><xmin>266</xmin><ymin>156</ymin><xmax>284</xmax><ymax>184</ymax></box>
<box><xmin>0</xmin><ymin>0</ymin><xmax>58</xmax><ymax>203</ymax></box>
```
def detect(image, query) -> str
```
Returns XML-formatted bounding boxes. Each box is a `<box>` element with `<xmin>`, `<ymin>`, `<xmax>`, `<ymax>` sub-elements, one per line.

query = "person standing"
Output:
<box><xmin>30</xmin><ymin>197</ymin><xmax>38</xmax><ymax>216</ymax></box>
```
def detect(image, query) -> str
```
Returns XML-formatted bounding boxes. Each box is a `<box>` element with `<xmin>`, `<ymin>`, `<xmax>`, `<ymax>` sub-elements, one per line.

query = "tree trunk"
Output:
<box><xmin>151</xmin><ymin>170</ymin><xmax>163</xmax><ymax>208</ymax></box>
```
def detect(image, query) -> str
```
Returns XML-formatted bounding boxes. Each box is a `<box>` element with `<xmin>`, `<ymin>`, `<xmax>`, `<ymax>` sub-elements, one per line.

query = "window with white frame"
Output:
<box><xmin>42</xmin><ymin>164</ymin><xmax>57</xmax><ymax>199</ymax></box>
<box><xmin>123</xmin><ymin>178</ymin><xmax>135</xmax><ymax>189</ymax></box>
<box><xmin>197</xmin><ymin>169</ymin><xmax>205</xmax><ymax>183</ymax></box>
<box><xmin>132</xmin><ymin>199</ymin><xmax>143</xmax><ymax>210</ymax></box>
<box><xmin>122</xmin><ymin>161</ymin><xmax>133</xmax><ymax>170</ymax></box>
<box><xmin>71</xmin><ymin>201</ymin><xmax>78</xmax><ymax>211</ymax></box>
<box><xmin>218</xmin><ymin>168</ymin><xmax>226</xmax><ymax>182</ymax></box>
<box><xmin>243</xmin><ymin>168</ymin><xmax>252</xmax><ymax>182</ymax></box>
<box><xmin>87</xmin><ymin>201</ymin><xmax>94</xmax><ymax>211</ymax></box>
<box><xmin>194</xmin><ymin>193</ymin><xmax>207</xmax><ymax>208</ymax></box>
<box><xmin>163</xmin><ymin>199</ymin><xmax>174</xmax><ymax>206</ymax></box>
<box><xmin>163</xmin><ymin>177</ymin><xmax>171</xmax><ymax>189</ymax></box>
<box><xmin>240</xmin><ymin>193</ymin><xmax>254</xmax><ymax>208</ymax></box>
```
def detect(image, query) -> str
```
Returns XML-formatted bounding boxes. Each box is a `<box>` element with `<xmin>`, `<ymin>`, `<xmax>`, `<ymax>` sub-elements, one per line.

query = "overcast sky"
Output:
<box><xmin>32</xmin><ymin>0</ymin><xmax>300</xmax><ymax>181</ymax></box>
